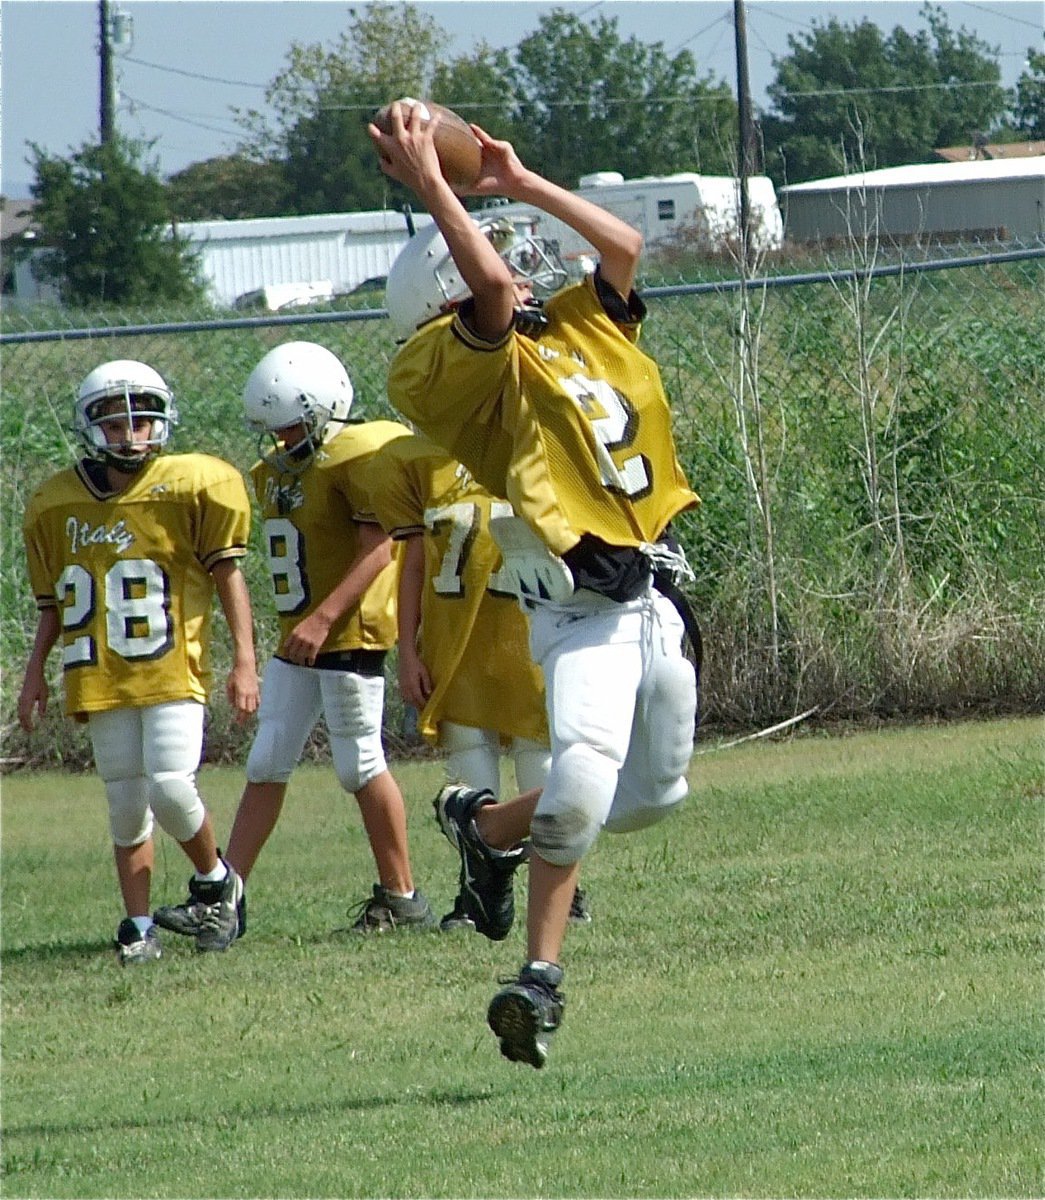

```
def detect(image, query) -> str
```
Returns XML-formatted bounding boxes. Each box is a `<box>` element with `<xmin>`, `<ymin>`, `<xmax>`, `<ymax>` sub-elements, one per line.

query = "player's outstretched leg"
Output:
<box><xmin>433</xmin><ymin>784</ymin><xmax>525</xmax><ymax>941</ymax></box>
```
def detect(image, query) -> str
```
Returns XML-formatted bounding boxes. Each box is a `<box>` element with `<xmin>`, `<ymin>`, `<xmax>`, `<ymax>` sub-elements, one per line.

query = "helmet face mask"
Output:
<box><xmin>75</xmin><ymin>361</ymin><xmax>177</xmax><ymax>472</ymax></box>
<box><xmin>385</xmin><ymin>217</ymin><xmax>567</xmax><ymax>339</ymax></box>
<box><xmin>242</xmin><ymin>342</ymin><xmax>354</xmax><ymax>474</ymax></box>
<box><xmin>485</xmin><ymin>218</ymin><xmax>567</xmax><ymax>298</ymax></box>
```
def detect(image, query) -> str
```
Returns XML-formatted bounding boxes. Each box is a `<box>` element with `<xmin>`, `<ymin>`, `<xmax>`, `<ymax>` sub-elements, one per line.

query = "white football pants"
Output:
<box><xmin>440</xmin><ymin>719</ymin><xmax>551</xmax><ymax>797</ymax></box>
<box><xmin>245</xmin><ymin>657</ymin><xmax>388</xmax><ymax>793</ymax></box>
<box><xmin>526</xmin><ymin>587</ymin><xmax>697</xmax><ymax>866</ymax></box>
<box><xmin>88</xmin><ymin>700</ymin><xmax>207</xmax><ymax>847</ymax></box>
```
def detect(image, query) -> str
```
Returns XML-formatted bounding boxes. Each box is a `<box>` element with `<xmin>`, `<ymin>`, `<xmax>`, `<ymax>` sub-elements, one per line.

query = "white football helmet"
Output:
<box><xmin>242</xmin><ymin>341</ymin><xmax>354</xmax><ymax>472</ymax></box>
<box><xmin>385</xmin><ymin>216</ymin><xmax>567</xmax><ymax>338</ymax></box>
<box><xmin>74</xmin><ymin>360</ymin><xmax>178</xmax><ymax>471</ymax></box>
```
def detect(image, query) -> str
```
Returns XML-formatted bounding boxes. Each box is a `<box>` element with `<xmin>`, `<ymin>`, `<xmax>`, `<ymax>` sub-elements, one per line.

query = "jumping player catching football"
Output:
<box><xmin>18</xmin><ymin>360</ymin><xmax>259</xmax><ymax>964</ymax></box>
<box><xmin>370</xmin><ymin>102</ymin><xmax>700</xmax><ymax>1067</ymax></box>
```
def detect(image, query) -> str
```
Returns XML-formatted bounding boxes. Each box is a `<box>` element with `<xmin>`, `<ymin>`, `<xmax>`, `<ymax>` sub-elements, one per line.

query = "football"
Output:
<box><xmin>372</xmin><ymin>98</ymin><xmax>482</xmax><ymax>192</ymax></box>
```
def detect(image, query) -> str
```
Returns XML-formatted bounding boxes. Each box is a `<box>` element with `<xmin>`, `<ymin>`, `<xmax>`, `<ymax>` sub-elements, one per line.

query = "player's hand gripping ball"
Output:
<box><xmin>373</xmin><ymin>98</ymin><xmax>482</xmax><ymax>192</ymax></box>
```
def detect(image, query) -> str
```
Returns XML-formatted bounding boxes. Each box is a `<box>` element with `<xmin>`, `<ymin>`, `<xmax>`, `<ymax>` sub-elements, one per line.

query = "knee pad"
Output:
<box><xmin>442</xmin><ymin>722</ymin><xmax>501</xmax><ymax>797</ymax></box>
<box><xmin>331</xmin><ymin>728</ymin><xmax>386</xmax><ymax>794</ymax></box>
<box><xmin>246</xmin><ymin>716</ymin><xmax>305</xmax><ymax>784</ymax></box>
<box><xmin>325</xmin><ymin>673</ymin><xmax>387</xmax><ymax>793</ymax></box>
<box><xmin>529</xmin><ymin>743</ymin><xmax>619</xmax><ymax>866</ymax></box>
<box><xmin>508</xmin><ymin>736</ymin><xmax>551</xmax><ymax>794</ymax></box>
<box><xmin>146</xmin><ymin>771</ymin><xmax>206</xmax><ymax>843</ymax></box>
<box><xmin>107</xmin><ymin>777</ymin><xmax>153</xmax><ymax>847</ymax></box>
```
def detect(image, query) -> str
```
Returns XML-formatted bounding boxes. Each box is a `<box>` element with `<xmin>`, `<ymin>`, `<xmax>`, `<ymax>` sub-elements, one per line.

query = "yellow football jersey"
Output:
<box><xmin>23</xmin><ymin>454</ymin><xmax>250</xmax><ymax>717</ymax></box>
<box><xmin>250</xmin><ymin>421</ymin><xmax>411</xmax><ymax>657</ymax></box>
<box><xmin>387</xmin><ymin>275</ymin><xmax>700</xmax><ymax>557</ymax></box>
<box><xmin>368</xmin><ymin>435</ymin><xmax>548</xmax><ymax>748</ymax></box>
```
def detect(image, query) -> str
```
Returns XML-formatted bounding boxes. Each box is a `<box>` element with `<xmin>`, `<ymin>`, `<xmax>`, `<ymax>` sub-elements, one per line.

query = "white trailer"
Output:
<box><xmin>489</xmin><ymin>170</ymin><xmax>784</xmax><ymax>267</ymax></box>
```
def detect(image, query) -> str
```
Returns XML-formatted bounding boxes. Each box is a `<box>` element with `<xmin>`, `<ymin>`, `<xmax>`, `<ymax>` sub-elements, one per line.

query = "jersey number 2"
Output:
<box><xmin>561</xmin><ymin>373</ymin><xmax>652</xmax><ymax>499</ymax></box>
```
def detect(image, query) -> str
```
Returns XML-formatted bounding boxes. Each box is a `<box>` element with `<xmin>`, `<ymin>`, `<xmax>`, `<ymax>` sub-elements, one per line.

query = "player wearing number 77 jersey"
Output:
<box><xmin>375</xmin><ymin>105</ymin><xmax>701</xmax><ymax>1067</ymax></box>
<box><xmin>19</xmin><ymin>359</ymin><xmax>259</xmax><ymax>964</ymax></box>
<box><xmin>367</xmin><ymin>434</ymin><xmax>553</xmax><ymax>926</ymax></box>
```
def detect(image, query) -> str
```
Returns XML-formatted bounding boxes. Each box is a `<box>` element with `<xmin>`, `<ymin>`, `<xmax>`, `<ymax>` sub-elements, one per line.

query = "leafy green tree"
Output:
<box><xmin>1013</xmin><ymin>50</ymin><xmax>1045</xmax><ymax>138</ymax></box>
<box><xmin>762</xmin><ymin>4</ymin><xmax>1007</xmax><ymax>183</ymax></box>
<box><xmin>430</xmin><ymin>43</ymin><xmax>517</xmax><ymax>138</ymax></box>
<box><xmin>166</xmin><ymin>155</ymin><xmax>290</xmax><ymax>220</ymax></box>
<box><xmin>236</xmin><ymin>2</ymin><xmax>451</xmax><ymax>213</ymax></box>
<box><xmin>508</xmin><ymin>11</ymin><xmax>736</xmax><ymax>187</ymax></box>
<box><xmin>29</xmin><ymin>136</ymin><xmax>203</xmax><ymax>305</ymax></box>
<box><xmin>232</xmin><ymin>3</ymin><xmax>737</xmax><ymax>215</ymax></box>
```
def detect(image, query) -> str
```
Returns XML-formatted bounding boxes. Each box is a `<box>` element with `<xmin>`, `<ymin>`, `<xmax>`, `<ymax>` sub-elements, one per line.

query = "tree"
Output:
<box><xmin>166</xmin><ymin>155</ymin><xmax>290</xmax><ymax>221</ymax></box>
<box><xmin>230</xmin><ymin>3</ymin><xmax>737</xmax><ymax>216</ymax></box>
<box><xmin>430</xmin><ymin>43</ymin><xmax>518</xmax><ymax>139</ymax></box>
<box><xmin>762</xmin><ymin>4</ymin><xmax>1008</xmax><ymax>184</ymax></box>
<box><xmin>30</xmin><ymin>136</ymin><xmax>203</xmax><ymax>305</ymax></box>
<box><xmin>508</xmin><ymin>11</ymin><xmax>736</xmax><ymax>188</ymax></box>
<box><xmin>1013</xmin><ymin>50</ymin><xmax>1045</xmax><ymax>138</ymax></box>
<box><xmin>236</xmin><ymin>2</ymin><xmax>452</xmax><ymax>214</ymax></box>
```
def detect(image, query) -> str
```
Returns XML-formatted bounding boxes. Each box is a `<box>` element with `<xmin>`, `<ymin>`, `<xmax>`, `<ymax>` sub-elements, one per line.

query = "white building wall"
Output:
<box><xmin>174</xmin><ymin>210</ymin><xmax>433</xmax><ymax>306</ymax></box>
<box><xmin>781</xmin><ymin>157</ymin><xmax>1045</xmax><ymax>242</ymax></box>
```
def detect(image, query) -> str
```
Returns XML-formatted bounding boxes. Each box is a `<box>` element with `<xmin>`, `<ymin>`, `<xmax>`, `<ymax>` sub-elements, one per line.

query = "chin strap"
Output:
<box><xmin>513</xmin><ymin>304</ymin><xmax>549</xmax><ymax>339</ymax></box>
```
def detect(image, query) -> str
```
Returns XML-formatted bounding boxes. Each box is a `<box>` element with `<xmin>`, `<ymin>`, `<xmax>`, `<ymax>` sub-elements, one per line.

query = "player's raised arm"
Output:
<box><xmin>469</xmin><ymin>126</ymin><xmax>643</xmax><ymax>301</ymax></box>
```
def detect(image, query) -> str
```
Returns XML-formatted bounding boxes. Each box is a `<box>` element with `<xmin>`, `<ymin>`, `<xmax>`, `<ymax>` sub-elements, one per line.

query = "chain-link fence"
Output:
<box><xmin>3</xmin><ymin>241</ymin><xmax>1043</xmax><ymax>769</ymax></box>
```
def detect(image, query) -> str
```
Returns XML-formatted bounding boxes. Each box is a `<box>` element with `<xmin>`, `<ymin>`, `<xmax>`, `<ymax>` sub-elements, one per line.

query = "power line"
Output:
<box><xmin>959</xmin><ymin>2</ymin><xmax>1045</xmax><ymax>32</ymax></box>
<box><xmin>318</xmin><ymin>76</ymin><xmax>1009</xmax><ymax>116</ymax></box>
<box><xmin>124</xmin><ymin>55</ymin><xmax>267</xmax><ymax>90</ymax></box>
<box><xmin>122</xmin><ymin>94</ymin><xmax>243</xmax><ymax>138</ymax></box>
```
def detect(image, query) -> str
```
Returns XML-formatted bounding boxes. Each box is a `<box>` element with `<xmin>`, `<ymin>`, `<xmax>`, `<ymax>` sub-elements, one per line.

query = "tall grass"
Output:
<box><xmin>2</xmin><ymin>718</ymin><xmax>1042</xmax><ymax>1197</ymax></box>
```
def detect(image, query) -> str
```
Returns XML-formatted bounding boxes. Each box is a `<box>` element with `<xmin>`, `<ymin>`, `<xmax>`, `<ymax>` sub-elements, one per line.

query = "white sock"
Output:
<box><xmin>130</xmin><ymin>915</ymin><xmax>153</xmax><ymax>937</ymax></box>
<box><xmin>195</xmin><ymin>861</ymin><xmax>228</xmax><ymax>884</ymax></box>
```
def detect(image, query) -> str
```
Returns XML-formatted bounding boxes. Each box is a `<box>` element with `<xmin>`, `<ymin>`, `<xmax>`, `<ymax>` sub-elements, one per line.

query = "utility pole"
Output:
<box><xmin>733</xmin><ymin>0</ymin><xmax>756</xmax><ymax>268</ymax></box>
<box><xmin>99</xmin><ymin>0</ymin><xmax>133</xmax><ymax>145</ymax></box>
<box><xmin>99</xmin><ymin>0</ymin><xmax>115</xmax><ymax>144</ymax></box>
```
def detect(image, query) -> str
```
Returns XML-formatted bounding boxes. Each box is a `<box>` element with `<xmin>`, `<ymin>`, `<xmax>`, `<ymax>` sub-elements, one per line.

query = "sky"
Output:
<box><xmin>2</xmin><ymin>0</ymin><xmax>1042</xmax><ymax>196</ymax></box>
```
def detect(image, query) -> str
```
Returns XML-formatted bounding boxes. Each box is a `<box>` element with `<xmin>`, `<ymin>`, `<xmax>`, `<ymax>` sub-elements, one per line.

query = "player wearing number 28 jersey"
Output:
<box><xmin>19</xmin><ymin>360</ymin><xmax>258</xmax><ymax>963</ymax></box>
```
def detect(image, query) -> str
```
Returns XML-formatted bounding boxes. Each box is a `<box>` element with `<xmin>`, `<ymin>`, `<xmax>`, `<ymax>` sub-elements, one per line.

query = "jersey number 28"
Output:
<box><xmin>58</xmin><ymin>559</ymin><xmax>173</xmax><ymax>667</ymax></box>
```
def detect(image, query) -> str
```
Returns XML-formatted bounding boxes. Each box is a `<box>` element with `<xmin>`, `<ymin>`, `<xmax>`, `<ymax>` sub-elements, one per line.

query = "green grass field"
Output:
<box><xmin>2</xmin><ymin>717</ymin><xmax>1042</xmax><ymax>1198</ymax></box>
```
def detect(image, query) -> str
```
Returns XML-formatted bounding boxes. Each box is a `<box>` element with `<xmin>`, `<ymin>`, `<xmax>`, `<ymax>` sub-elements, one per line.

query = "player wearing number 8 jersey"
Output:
<box><xmin>19</xmin><ymin>360</ymin><xmax>259</xmax><ymax>963</ymax></box>
<box><xmin>376</xmin><ymin>107</ymin><xmax>701</xmax><ymax>1067</ymax></box>
<box><xmin>153</xmin><ymin>342</ymin><xmax>435</xmax><ymax>941</ymax></box>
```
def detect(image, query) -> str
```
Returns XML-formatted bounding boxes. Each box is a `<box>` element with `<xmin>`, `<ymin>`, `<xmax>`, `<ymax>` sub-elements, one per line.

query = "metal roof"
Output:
<box><xmin>781</xmin><ymin>156</ymin><xmax>1045</xmax><ymax>194</ymax></box>
<box><xmin>173</xmin><ymin>209</ymin><xmax>417</xmax><ymax>241</ymax></box>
